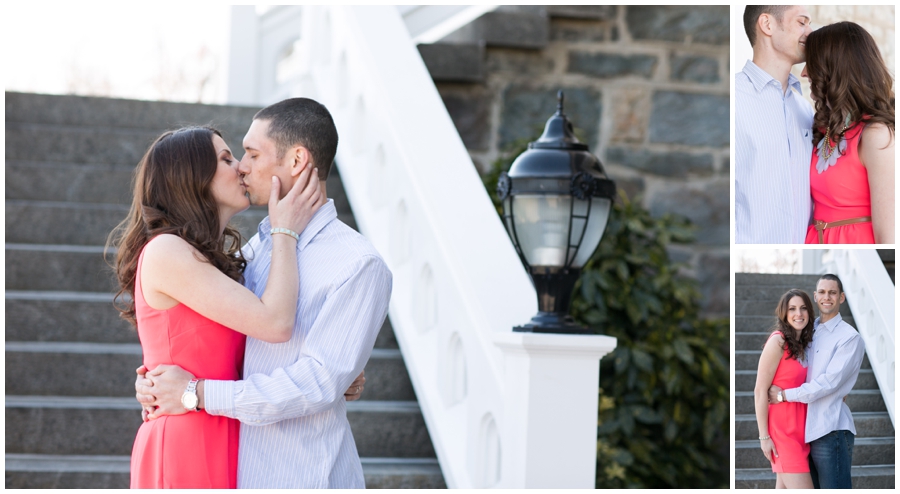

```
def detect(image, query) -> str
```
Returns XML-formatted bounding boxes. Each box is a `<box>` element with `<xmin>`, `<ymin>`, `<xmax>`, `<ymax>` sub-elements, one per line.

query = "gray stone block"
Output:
<box><xmin>735</xmin><ymin>367</ymin><xmax>880</xmax><ymax>394</ymax></box>
<box><xmin>736</xmin><ymin>316</ymin><xmax>778</xmax><ymax>333</ymax></box>
<box><xmin>606</xmin><ymin>174</ymin><xmax>644</xmax><ymax>203</ymax></box>
<box><xmin>6</xmin><ymin>201</ymin><xmax>129</xmax><ymax>246</ymax></box>
<box><xmin>418</xmin><ymin>43</ymin><xmax>484</xmax><ymax>83</ymax></box>
<box><xmin>374</xmin><ymin>317</ymin><xmax>399</xmax><ymax>349</ymax></box>
<box><xmin>6</xmin><ymin>123</ymin><xmax>159</xmax><ymax>166</ymax></box>
<box><xmin>362</xmin><ymin>459</ymin><xmax>446</xmax><ymax>489</ymax></box>
<box><xmin>567</xmin><ymin>52</ymin><xmax>657</xmax><ymax>79</ymax></box>
<box><xmin>648</xmin><ymin>179</ymin><xmax>728</xmax><ymax>245</ymax></box>
<box><xmin>735</xmin><ymin>284</ymin><xmax>824</xmax><ymax>302</ymax></box>
<box><xmin>349</xmin><ymin>406</ymin><xmax>436</xmax><ymax>458</ymax></box>
<box><xmin>670</xmin><ymin>54</ymin><xmax>720</xmax><ymax>84</ymax></box>
<box><xmin>478</xmin><ymin>11</ymin><xmax>549</xmax><ymax>50</ymax></box>
<box><xmin>735</xmin><ymin>332</ymin><xmax>769</xmax><ymax>352</ymax></box>
<box><xmin>649</xmin><ymin>91</ymin><xmax>729</xmax><ymax>148</ymax></box>
<box><xmin>605</xmin><ymin>147</ymin><xmax>713</xmax><ymax>177</ymax></box>
<box><xmin>5</xmin><ymin>296</ymin><xmax>136</xmax><ymax>343</ymax></box>
<box><xmin>436</xmin><ymin>87</ymin><xmax>493</xmax><ymax>151</ymax></box>
<box><xmin>6</xmin><ymin>247</ymin><xmax>117</xmax><ymax>292</ymax></box>
<box><xmin>696</xmin><ymin>250</ymin><xmax>729</xmax><ymax>315</ymax></box>
<box><xmin>499</xmin><ymin>86</ymin><xmax>600</xmax><ymax>150</ymax></box>
<box><xmin>5</xmin><ymin>470</ymin><xmax>131</xmax><ymax>489</ymax></box>
<box><xmin>736</xmin><ymin>437</ymin><xmax>894</xmax><ymax>469</ymax></box>
<box><xmin>5</xmin><ymin>161</ymin><xmax>135</xmax><ymax>204</ymax></box>
<box><xmin>484</xmin><ymin>47</ymin><xmax>554</xmax><ymax>75</ymax></box>
<box><xmin>735</xmin><ymin>299</ymin><xmax>853</xmax><ymax>318</ymax></box>
<box><xmin>550</xmin><ymin>19</ymin><xmax>617</xmax><ymax>43</ymax></box>
<box><xmin>625</xmin><ymin>6</ymin><xmax>729</xmax><ymax>44</ymax></box>
<box><xmin>546</xmin><ymin>5</ymin><xmax>616</xmax><ymax>20</ymax></box>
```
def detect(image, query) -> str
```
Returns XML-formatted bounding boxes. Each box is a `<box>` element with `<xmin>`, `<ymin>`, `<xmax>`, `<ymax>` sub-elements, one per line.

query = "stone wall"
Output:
<box><xmin>435</xmin><ymin>6</ymin><xmax>730</xmax><ymax>317</ymax></box>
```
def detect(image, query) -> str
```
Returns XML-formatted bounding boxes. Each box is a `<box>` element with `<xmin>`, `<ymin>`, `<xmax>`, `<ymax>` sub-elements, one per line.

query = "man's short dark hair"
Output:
<box><xmin>817</xmin><ymin>274</ymin><xmax>844</xmax><ymax>294</ymax></box>
<box><xmin>253</xmin><ymin>98</ymin><xmax>339</xmax><ymax>180</ymax></box>
<box><xmin>743</xmin><ymin>5</ymin><xmax>791</xmax><ymax>46</ymax></box>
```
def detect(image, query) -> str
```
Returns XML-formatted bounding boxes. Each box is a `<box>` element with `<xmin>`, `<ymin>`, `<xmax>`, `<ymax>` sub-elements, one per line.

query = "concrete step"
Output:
<box><xmin>6</xmin><ymin>290</ymin><xmax>399</xmax><ymax>350</ymax></box>
<box><xmin>6</xmin><ymin>291</ymin><xmax>136</xmax><ymax>343</ymax></box>
<box><xmin>735</xmin><ymin>412</ymin><xmax>894</xmax><ymax>441</ymax></box>
<box><xmin>735</xmin><ymin>369</ymin><xmax>879</xmax><ymax>392</ymax></box>
<box><xmin>4</xmin><ymin>454</ymin><xmax>446</xmax><ymax>489</ymax></box>
<box><xmin>6</xmin><ymin>201</ymin><xmax>267</xmax><ymax>246</ymax></box>
<box><xmin>735</xmin><ymin>298</ymin><xmax>853</xmax><ymax>318</ymax></box>
<box><xmin>6</xmin><ymin>161</ymin><xmax>134</xmax><ymax>204</ymax></box>
<box><xmin>7</xmin><ymin>123</ymin><xmax>171</xmax><ymax>167</ymax></box>
<box><xmin>6</xmin><ymin>244</ymin><xmax>116</xmax><ymax>292</ymax></box>
<box><xmin>5</xmin><ymin>343</ymin><xmax>414</xmax><ymax>401</ymax></box>
<box><xmin>6</xmin><ymin>397</ymin><xmax>435</xmax><ymax>458</ymax></box>
<box><xmin>735</xmin><ymin>315</ymin><xmax>857</xmax><ymax>334</ymax></box>
<box><xmin>6</xmin><ymin>92</ymin><xmax>259</xmax><ymax>132</ymax></box>
<box><xmin>735</xmin><ymin>273</ymin><xmax>823</xmax><ymax>287</ymax></box>
<box><xmin>734</xmin><ymin>350</ymin><xmax>871</xmax><ymax>371</ymax></box>
<box><xmin>734</xmin><ymin>390</ymin><xmax>886</xmax><ymax>415</ymax></box>
<box><xmin>735</xmin><ymin>284</ymin><xmax>831</xmax><ymax>302</ymax></box>
<box><xmin>735</xmin><ymin>465</ymin><xmax>895</xmax><ymax>489</ymax></box>
<box><xmin>735</xmin><ymin>436</ymin><xmax>894</xmax><ymax>469</ymax></box>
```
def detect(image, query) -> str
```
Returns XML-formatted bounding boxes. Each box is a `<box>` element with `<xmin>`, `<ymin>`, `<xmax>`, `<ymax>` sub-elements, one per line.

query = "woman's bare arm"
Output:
<box><xmin>755</xmin><ymin>333</ymin><xmax>784</xmax><ymax>463</ymax></box>
<box><xmin>860</xmin><ymin>122</ymin><xmax>895</xmax><ymax>244</ymax></box>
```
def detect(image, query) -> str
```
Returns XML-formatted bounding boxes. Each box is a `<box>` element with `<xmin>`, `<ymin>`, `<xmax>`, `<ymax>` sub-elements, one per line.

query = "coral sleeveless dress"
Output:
<box><xmin>130</xmin><ymin>245</ymin><xmax>245</xmax><ymax>488</ymax></box>
<box><xmin>767</xmin><ymin>333</ymin><xmax>809</xmax><ymax>473</ymax></box>
<box><xmin>805</xmin><ymin>122</ymin><xmax>875</xmax><ymax>244</ymax></box>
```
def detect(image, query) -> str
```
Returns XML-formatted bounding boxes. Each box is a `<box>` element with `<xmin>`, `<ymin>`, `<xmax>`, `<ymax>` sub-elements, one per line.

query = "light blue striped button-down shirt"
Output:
<box><xmin>784</xmin><ymin>313</ymin><xmax>865</xmax><ymax>443</ymax></box>
<box><xmin>204</xmin><ymin>199</ymin><xmax>392</xmax><ymax>488</ymax></box>
<box><xmin>735</xmin><ymin>60</ymin><xmax>814</xmax><ymax>244</ymax></box>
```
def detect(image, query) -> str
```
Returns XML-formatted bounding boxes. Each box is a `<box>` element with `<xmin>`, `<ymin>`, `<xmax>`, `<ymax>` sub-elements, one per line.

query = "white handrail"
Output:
<box><xmin>824</xmin><ymin>250</ymin><xmax>895</xmax><ymax>425</ymax></box>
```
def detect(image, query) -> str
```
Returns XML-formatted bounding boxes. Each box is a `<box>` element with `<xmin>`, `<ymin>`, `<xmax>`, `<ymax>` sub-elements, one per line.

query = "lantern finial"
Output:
<box><xmin>557</xmin><ymin>90</ymin><xmax>564</xmax><ymax>115</ymax></box>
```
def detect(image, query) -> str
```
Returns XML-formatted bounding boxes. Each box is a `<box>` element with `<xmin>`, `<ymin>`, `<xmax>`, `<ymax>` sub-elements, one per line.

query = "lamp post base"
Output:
<box><xmin>513</xmin><ymin>312</ymin><xmax>592</xmax><ymax>335</ymax></box>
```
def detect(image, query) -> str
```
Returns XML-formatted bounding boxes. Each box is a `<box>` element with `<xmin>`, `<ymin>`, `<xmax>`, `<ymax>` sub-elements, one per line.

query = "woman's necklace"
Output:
<box><xmin>820</xmin><ymin>114</ymin><xmax>853</xmax><ymax>161</ymax></box>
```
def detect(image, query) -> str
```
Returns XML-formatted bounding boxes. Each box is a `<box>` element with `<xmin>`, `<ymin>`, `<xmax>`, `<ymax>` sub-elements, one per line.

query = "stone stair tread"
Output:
<box><xmin>735</xmin><ymin>465</ymin><xmax>895</xmax><ymax>489</ymax></box>
<box><xmin>736</xmin><ymin>436</ymin><xmax>894</xmax><ymax>448</ymax></box>
<box><xmin>5</xmin><ymin>453</ymin><xmax>446</xmax><ymax>489</ymax></box>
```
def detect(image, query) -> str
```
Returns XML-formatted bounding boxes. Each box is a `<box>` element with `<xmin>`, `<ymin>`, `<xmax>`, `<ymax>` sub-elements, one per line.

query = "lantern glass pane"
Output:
<box><xmin>571</xmin><ymin>197</ymin><xmax>611</xmax><ymax>267</ymax></box>
<box><xmin>511</xmin><ymin>194</ymin><xmax>571</xmax><ymax>267</ymax></box>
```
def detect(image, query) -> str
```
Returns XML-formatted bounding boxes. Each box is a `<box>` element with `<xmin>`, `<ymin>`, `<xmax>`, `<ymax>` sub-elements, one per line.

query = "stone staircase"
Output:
<box><xmin>733</xmin><ymin>273</ymin><xmax>895</xmax><ymax>489</ymax></box>
<box><xmin>5</xmin><ymin>91</ymin><xmax>444</xmax><ymax>488</ymax></box>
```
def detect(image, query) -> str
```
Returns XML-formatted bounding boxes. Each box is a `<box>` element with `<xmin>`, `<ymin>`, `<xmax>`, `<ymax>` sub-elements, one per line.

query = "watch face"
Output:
<box><xmin>182</xmin><ymin>393</ymin><xmax>199</xmax><ymax>410</ymax></box>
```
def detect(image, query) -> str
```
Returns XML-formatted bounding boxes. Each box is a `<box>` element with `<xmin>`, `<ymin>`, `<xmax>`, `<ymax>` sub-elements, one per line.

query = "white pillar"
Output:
<box><xmin>493</xmin><ymin>332</ymin><xmax>617</xmax><ymax>488</ymax></box>
<box><xmin>226</xmin><ymin>5</ymin><xmax>260</xmax><ymax>105</ymax></box>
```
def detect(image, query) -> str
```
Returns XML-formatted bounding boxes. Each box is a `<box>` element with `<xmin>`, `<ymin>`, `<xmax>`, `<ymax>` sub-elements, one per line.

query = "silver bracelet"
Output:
<box><xmin>271</xmin><ymin>227</ymin><xmax>300</xmax><ymax>241</ymax></box>
<box><xmin>759</xmin><ymin>435</ymin><xmax>771</xmax><ymax>441</ymax></box>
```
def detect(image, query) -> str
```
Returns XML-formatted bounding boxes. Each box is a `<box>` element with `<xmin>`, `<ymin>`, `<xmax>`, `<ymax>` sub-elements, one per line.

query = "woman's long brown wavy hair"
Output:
<box><xmin>804</xmin><ymin>21</ymin><xmax>895</xmax><ymax>150</ymax></box>
<box><xmin>769</xmin><ymin>289</ymin><xmax>815</xmax><ymax>361</ymax></box>
<box><xmin>106</xmin><ymin>126</ymin><xmax>246</xmax><ymax>327</ymax></box>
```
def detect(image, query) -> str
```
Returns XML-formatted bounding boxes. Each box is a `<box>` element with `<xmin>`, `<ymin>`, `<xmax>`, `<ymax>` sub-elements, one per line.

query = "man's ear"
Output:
<box><xmin>838</xmin><ymin>292</ymin><xmax>846</xmax><ymax>305</ymax></box>
<box><xmin>289</xmin><ymin>146</ymin><xmax>312</xmax><ymax>177</ymax></box>
<box><xmin>758</xmin><ymin>13</ymin><xmax>775</xmax><ymax>38</ymax></box>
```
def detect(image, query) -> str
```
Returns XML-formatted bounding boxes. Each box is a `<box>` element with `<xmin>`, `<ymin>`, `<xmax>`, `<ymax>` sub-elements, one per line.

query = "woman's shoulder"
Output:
<box><xmin>142</xmin><ymin>234</ymin><xmax>199</xmax><ymax>265</ymax></box>
<box><xmin>765</xmin><ymin>331</ymin><xmax>786</xmax><ymax>347</ymax></box>
<box><xmin>861</xmin><ymin>122</ymin><xmax>894</xmax><ymax>148</ymax></box>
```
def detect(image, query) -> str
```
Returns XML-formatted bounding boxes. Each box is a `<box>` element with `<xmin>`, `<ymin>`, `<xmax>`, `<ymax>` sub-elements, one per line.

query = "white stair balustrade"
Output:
<box><xmin>227</xmin><ymin>5</ymin><xmax>617</xmax><ymax>488</ymax></box>
<box><xmin>823</xmin><ymin>250</ymin><xmax>895</xmax><ymax>425</ymax></box>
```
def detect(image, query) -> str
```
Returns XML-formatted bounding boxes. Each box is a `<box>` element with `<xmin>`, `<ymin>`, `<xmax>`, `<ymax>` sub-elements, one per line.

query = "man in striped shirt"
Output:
<box><xmin>735</xmin><ymin>6</ymin><xmax>814</xmax><ymax>243</ymax></box>
<box><xmin>768</xmin><ymin>274</ymin><xmax>866</xmax><ymax>488</ymax></box>
<box><xmin>136</xmin><ymin>98</ymin><xmax>392</xmax><ymax>487</ymax></box>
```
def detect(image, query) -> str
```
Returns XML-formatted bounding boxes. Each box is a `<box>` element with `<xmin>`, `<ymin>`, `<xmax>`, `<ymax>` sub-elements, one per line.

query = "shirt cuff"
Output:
<box><xmin>203</xmin><ymin>379</ymin><xmax>235</xmax><ymax>418</ymax></box>
<box><xmin>784</xmin><ymin>387</ymin><xmax>800</xmax><ymax>403</ymax></box>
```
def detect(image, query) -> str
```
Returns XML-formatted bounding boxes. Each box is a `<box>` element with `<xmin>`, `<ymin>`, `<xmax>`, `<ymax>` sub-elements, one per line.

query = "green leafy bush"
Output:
<box><xmin>483</xmin><ymin>145</ymin><xmax>729</xmax><ymax>489</ymax></box>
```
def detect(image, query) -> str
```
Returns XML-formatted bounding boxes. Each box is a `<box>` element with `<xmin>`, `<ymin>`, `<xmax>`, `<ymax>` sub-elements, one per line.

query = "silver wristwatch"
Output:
<box><xmin>181</xmin><ymin>378</ymin><xmax>200</xmax><ymax>411</ymax></box>
<box><xmin>777</xmin><ymin>391</ymin><xmax>784</xmax><ymax>403</ymax></box>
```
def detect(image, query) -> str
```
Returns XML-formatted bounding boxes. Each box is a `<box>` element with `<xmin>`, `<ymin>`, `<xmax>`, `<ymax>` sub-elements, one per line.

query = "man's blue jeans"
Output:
<box><xmin>808</xmin><ymin>430</ymin><xmax>854</xmax><ymax>489</ymax></box>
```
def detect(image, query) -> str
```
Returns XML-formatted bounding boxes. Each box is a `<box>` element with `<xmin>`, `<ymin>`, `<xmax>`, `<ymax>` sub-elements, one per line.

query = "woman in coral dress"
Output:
<box><xmin>801</xmin><ymin>21</ymin><xmax>894</xmax><ymax>244</ymax></box>
<box><xmin>108</xmin><ymin>126</ymin><xmax>324</xmax><ymax>488</ymax></box>
<box><xmin>754</xmin><ymin>289</ymin><xmax>815</xmax><ymax>489</ymax></box>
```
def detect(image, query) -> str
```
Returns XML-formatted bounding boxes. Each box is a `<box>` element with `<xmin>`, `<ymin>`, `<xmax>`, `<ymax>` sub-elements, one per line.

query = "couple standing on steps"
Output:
<box><xmin>754</xmin><ymin>274</ymin><xmax>865</xmax><ymax>489</ymax></box>
<box><xmin>109</xmin><ymin>98</ymin><xmax>391</xmax><ymax>488</ymax></box>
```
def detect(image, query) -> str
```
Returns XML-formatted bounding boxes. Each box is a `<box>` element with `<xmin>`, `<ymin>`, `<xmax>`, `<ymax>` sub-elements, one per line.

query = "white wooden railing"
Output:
<box><xmin>227</xmin><ymin>6</ymin><xmax>617</xmax><ymax>488</ymax></box>
<box><xmin>821</xmin><ymin>250</ymin><xmax>895</xmax><ymax>425</ymax></box>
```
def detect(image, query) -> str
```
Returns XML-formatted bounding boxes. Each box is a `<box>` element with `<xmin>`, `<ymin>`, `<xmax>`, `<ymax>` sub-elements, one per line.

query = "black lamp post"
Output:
<box><xmin>497</xmin><ymin>91</ymin><xmax>616</xmax><ymax>334</ymax></box>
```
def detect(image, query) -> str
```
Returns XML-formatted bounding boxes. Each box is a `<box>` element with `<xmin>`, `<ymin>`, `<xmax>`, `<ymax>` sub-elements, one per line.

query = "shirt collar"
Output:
<box><xmin>258</xmin><ymin>198</ymin><xmax>337</xmax><ymax>252</ymax></box>
<box><xmin>742</xmin><ymin>60</ymin><xmax>803</xmax><ymax>95</ymax></box>
<box><xmin>813</xmin><ymin>312</ymin><xmax>843</xmax><ymax>333</ymax></box>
